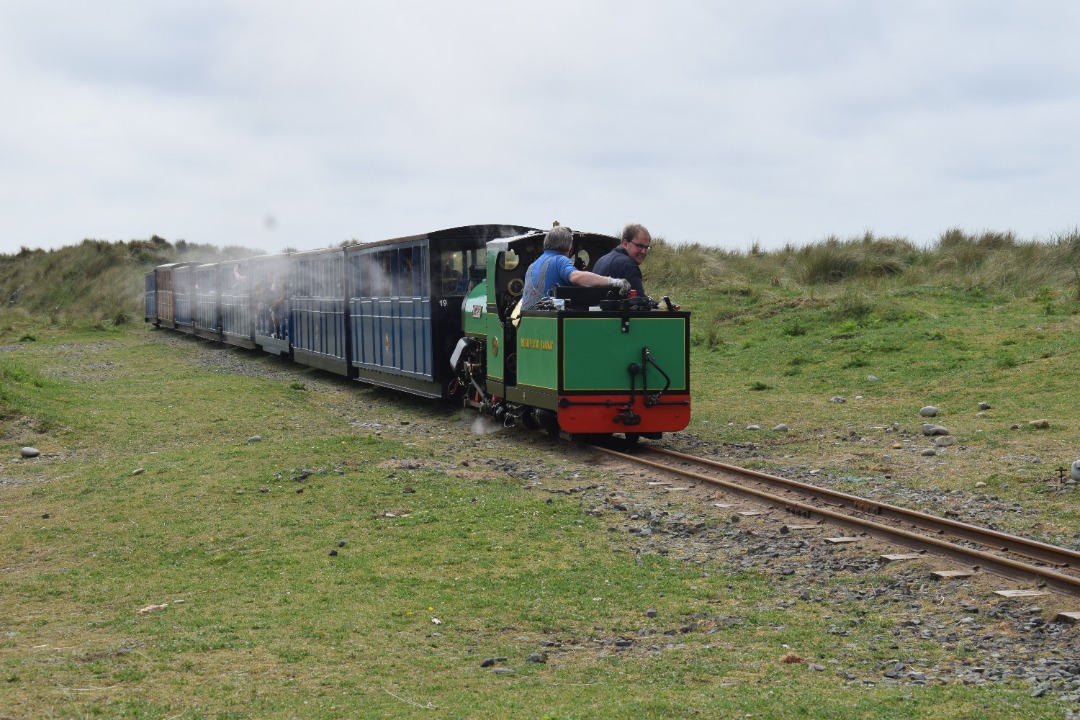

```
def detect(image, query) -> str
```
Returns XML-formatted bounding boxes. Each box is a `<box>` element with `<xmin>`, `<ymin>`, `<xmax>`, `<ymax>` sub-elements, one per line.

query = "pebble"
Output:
<box><xmin>132</xmin><ymin>467</ymin><xmax>145</xmax><ymax>476</ymax></box>
<box><xmin>1028</xmin><ymin>419</ymin><xmax>1050</xmax><ymax>429</ymax></box>
<box><xmin>867</xmin><ymin>376</ymin><xmax>880</xmax><ymax>383</ymax></box>
<box><xmin>772</xmin><ymin>424</ymin><xmax>789</xmax><ymax>433</ymax></box>
<box><xmin>920</xmin><ymin>449</ymin><xmax>937</xmax><ymax>457</ymax></box>
<box><xmin>247</xmin><ymin>435</ymin><xmax>262</xmax><ymax>443</ymax></box>
<box><xmin>20</xmin><ymin>447</ymin><xmax>40</xmax><ymax>458</ymax></box>
<box><xmin>919</xmin><ymin>406</ymin><xmax>938</xmax><ymax>418</ymax></box>
<box><xmin>1072</xmin><ymin>461</ymin><xmax>1080</xmax><ymax>482</ymax></box>
<box><xmin>978</xmin><ymin>402</ymin><xmax>991</xmax><ymax>410</ymax></box>
<box><xmin>933</xmin><ymin>436</ymin><xmax>956</xmax><ymax>447</ymax></box>
<box><xmin>746</xmin><ymin>425</ymin><xmax>761</xmax><ymax>431</ymax></box>
<box><xmin>831</xmin><ymin>397</ymin><xmax>846</xmax><ymax>403</ymax></box>
<box><xmin>922</xmin><ymin>424</ymin><xmax>950</xmax><ymax>436</ymax></box>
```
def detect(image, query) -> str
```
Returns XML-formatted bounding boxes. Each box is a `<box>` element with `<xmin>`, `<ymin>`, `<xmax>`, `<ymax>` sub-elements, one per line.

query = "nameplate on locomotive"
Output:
<box><xmin>520</xmin><ymin>337</ymin><xmax>553</xmax><ymax>351</ymax></box>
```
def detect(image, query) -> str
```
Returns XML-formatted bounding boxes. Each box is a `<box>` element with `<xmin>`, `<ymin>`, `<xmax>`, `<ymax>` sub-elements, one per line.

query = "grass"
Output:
<box><xmin>0</xmin><ymin>322</ymin><xmax>1074</xmax><ymax>718</ymax></box>
<box><xmin>1</xmin><ymin>228</ymin><xmax>1079</xmax><ymax>718</ymax></box>
<box><xmin>682</xmin><ymin>280</ymin><xmax>1080</xmax><ymax>546</ymax></box>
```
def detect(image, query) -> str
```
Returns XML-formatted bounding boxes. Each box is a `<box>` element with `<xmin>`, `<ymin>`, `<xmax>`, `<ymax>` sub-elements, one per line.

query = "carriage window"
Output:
<box><xmin>360</xmin><ymin>255</ymin><xmax>371</xmax><ymax>297</ymax></box>
<box><xmin>375</xmin><ymin>253</ymin><xmax>391</xmax><ymax>296</ymax></box>
<box><xmin>441</xmin><ymin>250</ymin><xmax>466</xmax><ymax>293</ymax></box>
<box><xmin>396</xmin><ymin>248</ymin><xmax>412</xmax><ymax>295</ymax></box>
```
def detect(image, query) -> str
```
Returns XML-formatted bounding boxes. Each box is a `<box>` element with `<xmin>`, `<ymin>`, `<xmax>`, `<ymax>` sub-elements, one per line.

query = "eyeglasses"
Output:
<box><xmin>628</xmin><ymin>239</ymin><xmax>651</xmax><ymax>253</ymax></box>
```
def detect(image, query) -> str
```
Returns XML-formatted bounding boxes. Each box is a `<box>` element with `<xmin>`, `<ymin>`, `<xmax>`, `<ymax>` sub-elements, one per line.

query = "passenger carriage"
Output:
<box><xmin>251</xmin><ymin>253</ymin><xmax>292</xmax><ymax>356</ymax></box>
<box><xmin>218</xmin><ymin>258</ymin><xmax>256</xmax><ymax>350</ymax></box>
<box><xmin>144</xmin><ymin>270</ymin><xmax>157</xmax><ymax>324</ymax></box>
<box><xmin>289</xmin><ymin>247</ymin><xmax>350</xmax><ymax>376</ymax></box>
<box><xmin>146</xmin><ymin>262</ymin><xmax>197</xmax><ymax>328</ymax></box>
<box><xmin>346</xmin><ymin>224</ymin><xmax>535</xmax><ymax>398</ymax></box>
<box><xmin>192</xmin><ymin>263</ymin><xmax>222</xmax><ymax>342</ymax></box>
<box><xmin>173</xmin><ymin>264</ymin><xmax>197</xmax><ymax>334</ymax></box>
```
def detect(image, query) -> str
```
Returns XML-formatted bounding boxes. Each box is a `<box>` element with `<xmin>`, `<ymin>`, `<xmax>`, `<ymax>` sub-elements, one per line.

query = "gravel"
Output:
<box><xmin>539</xmin><ymin>470</ymin><xmax>1080</xmax><ymax>700</ymax></box>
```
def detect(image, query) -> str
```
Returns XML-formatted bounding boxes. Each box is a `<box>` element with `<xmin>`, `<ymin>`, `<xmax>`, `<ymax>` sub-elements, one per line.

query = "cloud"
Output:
<box><xmin>0</xmin><ymin>1</ymin><xmax>1077</xmax><ymax>254</ymax></box>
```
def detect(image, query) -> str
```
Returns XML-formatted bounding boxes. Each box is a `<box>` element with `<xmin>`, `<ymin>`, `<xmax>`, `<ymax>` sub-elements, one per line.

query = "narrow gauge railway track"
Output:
<box><xmin>593</xmin><ymin>444</ymin><xmax>1080</xmax><ymax>600</ymax></box>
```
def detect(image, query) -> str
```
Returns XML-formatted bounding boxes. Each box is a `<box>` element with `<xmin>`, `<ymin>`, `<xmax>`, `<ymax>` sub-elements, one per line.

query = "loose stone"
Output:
<box><xmin>921</xmin><ymin>449</ymin><xmax>937</xmax><ymax>457</ymax></box>
<box><xmin>773</xmin><ymin>424</ymin><xmax>789</xmax><ymax>433</ymax></box>
<box><xmin>933</xmin><ymin>436</ymin><xmax>956</xmax><ymax>447</ymax></box>
<box><xmin>920</xmin><ymin>406</ymin><xmax>939</xmax><ymax>417</ymax></box>
<box><xmin>978</xmin><ymin>402</ymin><xmax>991</xmax><ymax>410</ymax></box>
<box><xmin>20</xmin><ymin>447</ymin><xmax>40</xmax><ymax>458</ymax></box>
<box><xmin>247</xmin><ymin>435</ymin><xmax>262</xmax><ymax>443</ymax></box>
<box><xmin>1028</xmin><ymin>419</ymin><xmax>1049</xmax><ymax>429</ymax></box>
<box><xmin>922</xmin><ymin>424</ymin><xmax>950</xmax><ymax>436</ymax></box>
<box><xmin>1072</xmin><ymin>460</ymin><xmax>1080</xmax><ymax>481</ymax></box>
<box><xmin>831</xmin><ymin>397</ymin><xmax>847</xmax><ymax>403</ymax></box>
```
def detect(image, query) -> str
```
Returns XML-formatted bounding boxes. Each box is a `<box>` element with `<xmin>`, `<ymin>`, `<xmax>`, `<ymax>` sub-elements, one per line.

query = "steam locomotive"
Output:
<box><xmin>145</xmin><ymin>224</ymin><xmax>691</xmax><ymax>441</ymax></box>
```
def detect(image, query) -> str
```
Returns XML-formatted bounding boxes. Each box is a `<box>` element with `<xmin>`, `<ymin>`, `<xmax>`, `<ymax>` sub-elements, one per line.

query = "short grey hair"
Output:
<box><xmin>543</xmin><ymin>226</ymin><xmax>574</xmax><ymax>252</ymax></box>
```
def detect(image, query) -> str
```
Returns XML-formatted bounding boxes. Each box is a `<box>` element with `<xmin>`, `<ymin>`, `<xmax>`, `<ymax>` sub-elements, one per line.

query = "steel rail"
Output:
<box><xmin>646</xmin><ymin>446</ymin><xmax>1080</xmax><ymax>569</ymax></box>
<box><xmin>593</xmin><ymin>445</ymin><xmax>1080</xmax><ymax>598</ymax></box>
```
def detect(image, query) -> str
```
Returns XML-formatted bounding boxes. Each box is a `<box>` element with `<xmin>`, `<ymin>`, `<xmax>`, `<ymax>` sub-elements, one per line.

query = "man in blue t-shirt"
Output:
<box><xmin>592</xmin><ymin>223</ymin><xmax>651</xmax><ymax>298</ymax></box>
<box><xmin>521</xmin><ymin>227</ymin><xmax>630</xmax><ymax>310</ymax></box>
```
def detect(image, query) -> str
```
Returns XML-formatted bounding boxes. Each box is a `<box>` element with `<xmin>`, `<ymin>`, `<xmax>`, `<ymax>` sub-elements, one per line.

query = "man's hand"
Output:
<box><xmin>607</xmin><ymin>277</ymin><xmax>631</xmax><ymax>295</ymax></box>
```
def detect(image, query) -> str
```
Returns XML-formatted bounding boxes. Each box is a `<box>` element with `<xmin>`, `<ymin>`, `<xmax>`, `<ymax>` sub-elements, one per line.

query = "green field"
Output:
<box><xmin>1</xmin><ymin>231</ymin><xmax>1078</xmax><ymax>718</ymax></box>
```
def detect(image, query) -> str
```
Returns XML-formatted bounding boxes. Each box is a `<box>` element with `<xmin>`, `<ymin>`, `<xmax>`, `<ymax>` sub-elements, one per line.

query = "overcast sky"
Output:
<box><xmin>1</xmin><ymin>1</ymin><xmax>1077</xmax><ymax>256</ymax></box>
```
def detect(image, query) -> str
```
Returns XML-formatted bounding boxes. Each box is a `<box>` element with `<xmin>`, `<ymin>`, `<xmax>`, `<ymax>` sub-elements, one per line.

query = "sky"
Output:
<box><xmin>1</xmin><ymin>1</ymin><xmax>1078</xmax><ymax>256</ymax></box>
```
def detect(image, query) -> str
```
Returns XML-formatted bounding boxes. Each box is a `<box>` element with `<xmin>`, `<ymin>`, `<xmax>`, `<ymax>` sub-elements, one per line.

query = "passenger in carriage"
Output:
<box><xmin>520</xmin><ymin>227</ymin><xmax>630</xmax><ymax>310</ymax></box>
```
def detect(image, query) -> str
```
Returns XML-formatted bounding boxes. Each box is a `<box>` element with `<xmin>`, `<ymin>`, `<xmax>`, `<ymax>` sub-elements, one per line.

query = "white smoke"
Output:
<box><xmin>471</xmin><ymin>415</ymin><xmax>502</xmax><ymax>435</ymax></box>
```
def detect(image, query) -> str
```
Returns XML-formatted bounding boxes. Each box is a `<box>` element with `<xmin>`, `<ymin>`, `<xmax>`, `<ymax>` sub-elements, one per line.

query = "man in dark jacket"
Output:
<box><xmin>593</xmin><ymin>224</ymin><xmax>651</xmax><ymax>297</ymax></box>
